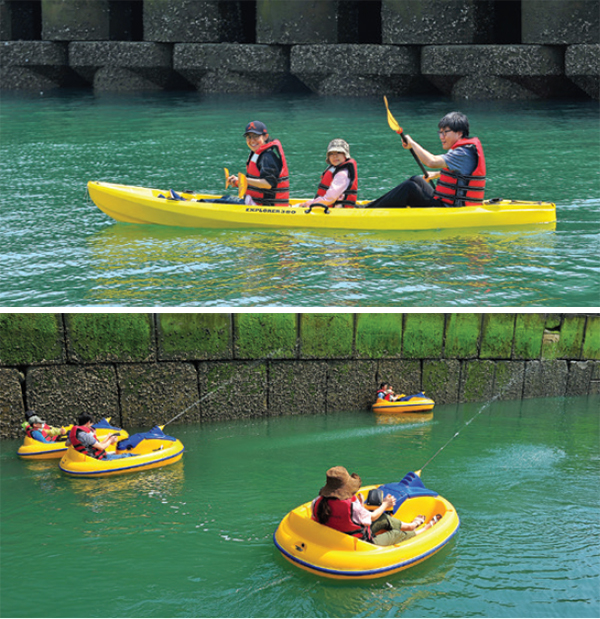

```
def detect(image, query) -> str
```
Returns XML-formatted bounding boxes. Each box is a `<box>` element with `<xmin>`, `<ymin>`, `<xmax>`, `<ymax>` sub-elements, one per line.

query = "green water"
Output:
<box><xmin>1</xmin><ymin>92</ymin><xmax>599</xmax><ymax>307</ymax></box>
<box><xmin>1</xmin><ymin>395</ymin><xmax>598</xmax><ymax>618</ymax></box>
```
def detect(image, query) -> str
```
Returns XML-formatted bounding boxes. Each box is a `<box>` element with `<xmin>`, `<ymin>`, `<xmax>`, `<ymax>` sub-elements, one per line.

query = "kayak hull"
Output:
<box><xmin>88</xmin><ymin>181</ymin><xmax>556</xmax><ymax>232</ymax></box>
<box><xmin>274</xmin><ymin>480</ymin><xmax>459</xmax><ymax>580</ymax></box>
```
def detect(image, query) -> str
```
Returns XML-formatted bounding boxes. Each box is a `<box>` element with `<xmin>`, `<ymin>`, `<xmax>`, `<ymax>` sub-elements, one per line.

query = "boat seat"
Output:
<box><xmin>378</xmin><ymin>472</ymin><xmax>438</xmax><ymax>515</ymax></box>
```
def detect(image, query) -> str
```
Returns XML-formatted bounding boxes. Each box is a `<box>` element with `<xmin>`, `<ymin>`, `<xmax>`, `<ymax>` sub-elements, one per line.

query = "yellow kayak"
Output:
<box><xmin>372</xmin><ymin>392</ymin><xmax>435</xmax><ymax>415</ymax></box>
<box><xmin>59</xmin><ymin>426</ymin><xmax>184</xmax><ymax>477</ymax></box>
<box><xmin>17</xmin><ymin>418</ymin><xmax>128</xmax><ymax>460</ymax></box>
<box><xmin>88</xmin><ymin>181</ymin><xmax>556</xmax><ymax>231</ymax></box>
<box><xmin>274</xmin><ymin>472</ymin><xmax>459</xmax><ymax>580</ymax></box>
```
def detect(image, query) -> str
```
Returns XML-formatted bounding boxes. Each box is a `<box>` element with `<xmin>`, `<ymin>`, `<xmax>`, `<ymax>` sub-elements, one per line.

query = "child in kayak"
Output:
<box><xmin>299</xmin><ymin>139</ymin><xmax>358</xmax><ymax>209</ymax></box>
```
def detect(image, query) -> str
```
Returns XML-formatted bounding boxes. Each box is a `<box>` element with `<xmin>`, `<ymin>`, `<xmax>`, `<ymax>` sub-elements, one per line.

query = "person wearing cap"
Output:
<box><xmin>227</xmin><ymin>121</ymin><xmax>290</xmax><ymax>207</ymax></box>
<box><xmin>298</xmin><ymin>139</ymin><xmax>358</xmax><ymax>209</ymax></box>
<box><xmin>24</xmin><ymin>413</ymin><xmax>67</xmax><ymax>443</ymax></box>
<box><xmin>365</xmin><ymin>111</ymin><xmax>485</xmax><ymax>208</ymax></box>
<box><xmin>312</xmin><ymin>466</ymin><xmax>441</xmax><ymax>546</ymax></box>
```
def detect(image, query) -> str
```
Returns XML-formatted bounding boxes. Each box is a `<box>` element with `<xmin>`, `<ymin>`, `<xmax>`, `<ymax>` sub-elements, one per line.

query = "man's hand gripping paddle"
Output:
<box><xmin>384</xmin><ymin>96</ymin><xmax>429</xmax><ymax>179</ymax></box>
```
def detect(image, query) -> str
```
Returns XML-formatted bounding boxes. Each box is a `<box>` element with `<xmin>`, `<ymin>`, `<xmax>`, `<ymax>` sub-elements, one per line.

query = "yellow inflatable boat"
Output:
<box><xmin>88</xmin><ymin>181</ymin><xmax>556</xmax><ymax>232</ymax></box>
<box><xmin>372</xmin><ymin>392</ymin><xmax>435</xmax><ymax>415</ymax></box>
<box><xmin>17</xmin><ymin>418</ymin><xmax>128</xmax><ymax>460</ymax></box>
<box><xmin>59</xmin><ymin>425</ymin><xmax>184</xmax><ymax>477</ymax></box>
<box><xmin>274</xmin><ymin>472</ymin><xmax>459</xmax><ymax>580</ymax></box>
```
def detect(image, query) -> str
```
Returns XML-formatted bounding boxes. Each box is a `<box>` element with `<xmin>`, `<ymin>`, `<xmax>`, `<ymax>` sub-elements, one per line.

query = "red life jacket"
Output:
<box><xmin>433</xmin><ymin>136</ymin><xmax>486</xmax><ymax>206</ymax></box>
<box><xmin>245</xmin><ymin>139</ymin><xmax>290</xmax><ymax>207</ymax></box>
<box><xmin>312</xmin><ymin>496</ymin><xmax>372</xmax><ymax>541</ymax></box>
<box><xmin>68</xmin><ymin>425</ymin><xmax>107</xmax><ymax>460</ymax></box>
<box><xmin>315</xmin><ymin>158</ymin><xmax>358</xmax><ymax>208</ymax></box>
<box><xmin>376</xmin><ymin>389</ymin><xmax>392</xmax><ymax>401</ymax></box>
<box><xmin>25</xmin><ymin>423</ymin><xmax>57</xmax><ymax>442</ymax></box>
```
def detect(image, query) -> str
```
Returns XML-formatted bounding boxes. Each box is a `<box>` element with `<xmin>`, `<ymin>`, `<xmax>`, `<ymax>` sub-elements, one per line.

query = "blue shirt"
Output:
<box><xmin>441</xmin><ymin>145</ymin><xmax>478</xmax><ymax>176</ymax></box>
<box><xmin>30</xmin><ymin>429</ymin><xmax>53</xmax><ymax>443</ymax></box>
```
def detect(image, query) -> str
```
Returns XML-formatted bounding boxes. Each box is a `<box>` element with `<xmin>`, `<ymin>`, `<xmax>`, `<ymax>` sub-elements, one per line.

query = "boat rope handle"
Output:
<box><xmin>305</xmin><ymin>203</ymin><xmax>330</xmax><ymax>214</ymax></box>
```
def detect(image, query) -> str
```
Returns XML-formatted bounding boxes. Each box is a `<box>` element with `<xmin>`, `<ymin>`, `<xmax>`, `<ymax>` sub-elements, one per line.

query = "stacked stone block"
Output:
<box><xmin>0</xmin><ymin>0</ymin><xmax>597</xmax><ymax>98</ymax></box>
<box><xmin>1</xmin><ymin>312</ymin><xmax>598</xmax><ymax>439</ymax></box>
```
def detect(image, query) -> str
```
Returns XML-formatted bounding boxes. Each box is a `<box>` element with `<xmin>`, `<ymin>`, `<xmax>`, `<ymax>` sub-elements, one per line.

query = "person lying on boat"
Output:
<box><xmin>297</xmin><ymin>139</ymin><xmax>358</xmax><ymax>209</ymax></box>
<box><xmin>23</xmin><ymin>413</ymin><xmax>68</xmax><ymax>443</ymax></box>
<box><xmin>365</xmin><ymin>111</ymin><xmax>486</xmax><ymax>209</ymax></box>
<box><xmin>312</xmin><ymin>466</ymin><xmax>441</xmax><ymax>546</ymax></box>
<box><xmin>67</xmin><ymin>414</ymin><xmax>132</xmax><ymax>460</ymax></box>
<box><xmin>226</xmin><ymin>121</ymin><xmax>290</xmax><ymax>207</ymax></box>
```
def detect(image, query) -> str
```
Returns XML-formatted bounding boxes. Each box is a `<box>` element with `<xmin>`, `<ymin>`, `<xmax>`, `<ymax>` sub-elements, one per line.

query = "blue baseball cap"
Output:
<box><xmin>244</xmin><ymin>121</ymin><xmax>268</xmax><ymax>136</ymax></box>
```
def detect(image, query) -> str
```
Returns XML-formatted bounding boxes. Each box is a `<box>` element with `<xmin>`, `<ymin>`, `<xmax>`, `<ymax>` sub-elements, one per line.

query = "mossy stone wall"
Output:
<box><xmin>0</xmin><ymin>312</ymin><xmax>598</xmax><ymax>439</ymax></box>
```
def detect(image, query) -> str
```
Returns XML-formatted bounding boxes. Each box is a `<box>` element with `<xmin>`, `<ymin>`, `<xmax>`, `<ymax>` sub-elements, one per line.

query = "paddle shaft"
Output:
<box><xmin>398</xmin><ymin>129</ymin><xmax>429</xmax><ymax>178</ymax></box>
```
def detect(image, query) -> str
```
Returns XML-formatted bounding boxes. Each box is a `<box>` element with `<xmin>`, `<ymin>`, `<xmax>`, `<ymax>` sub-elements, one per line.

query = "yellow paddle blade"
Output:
<box><xmin>159</xmin><ymin>425</ymin><xmax>164</xmax><ymax>430</ymax></box>
<box><xmin>383</xmin><ymin>95</ymin><xmax>401</xmax><ymax>134</ymax></box>
<box><xmin>238</xmin><ymin>173</ymin><xmax>248</xmax><ymax>199</ymax></box>
<box><xmin>415</xmin><ymin>469</ymin><xmax>422</xmax><ymax>477</ymax></box>
<box><xmin>224</xmin><ymin>167</ymin><xmax>230</xmax><ymax>189</ymax></box>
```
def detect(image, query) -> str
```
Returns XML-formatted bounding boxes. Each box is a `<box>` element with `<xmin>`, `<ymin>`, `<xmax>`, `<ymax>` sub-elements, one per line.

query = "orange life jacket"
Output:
<box><xmin>376</xmin><ymin>389</ymin><xmax>392</xmax><ymax>401</ymax></box>
<box><xmin>433</xmin><ymin>136</ymin><xmax>486</xmax><ymax>206</ymax></box>
<box><xmin>68</xmin><ymin>425</ymin><xmax>107</xmax><ymax>460</ymax></box>
<box><xmin>25</xmin><ymin>423</ymin><xmax>57</xmax><ymax>442</ymax></box>
<box><xmin>312</xmin><ymin>496</ymin><xmax>372</xmax><ymax>541</ymax></box>
<box><xmin>245</xmin><ymin>139</ymin><xmax>289</xmax><ymax>207</ymax></box>
<box><xmin>315</xmin><ymin>158</ymin><xmax>358</xmax><ymax>207</ymax></box>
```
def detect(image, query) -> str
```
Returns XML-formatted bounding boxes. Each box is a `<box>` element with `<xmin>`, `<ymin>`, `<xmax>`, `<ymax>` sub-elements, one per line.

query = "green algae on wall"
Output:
<box><xmin>158</xmin><ymin>313</ymin><xmax>231</xmax><ymax>360</ymax></box>
<box><xmin>403</xmin><ymin>314</ymin><xmax>445</xmax><ymax>359</ymax></box>
<box><xmin>480</xmin><ymin>314</ymin><xmax>515</xmax><ymax>359</ymax></box>
<box><xmin>65</xmin><ymin>313</ymin><xmax>154</xmax><ymax>363</ymax></box>
<box><xmin>444</xmin><ymin>313</ymin><xmax>481</xmax><ymax>358</ymax></box>
<box><xmin>234</xmin><ymin>313</ymin><xmax>297</xmax><ymax>359</ymax></box>
<box><xmin>0</xmin><ymin>313</ymin><xmax>64</xmax><ymax>365</ymax></box>
<box><xmin>300</xmin><ymin>313</ymin><xmax>354</xmax><ymax>359</ymax></box>
<box><xmin>356</xmin><ymin>313</ymin><xmax>402</xmax><ymax>358</ymax></box>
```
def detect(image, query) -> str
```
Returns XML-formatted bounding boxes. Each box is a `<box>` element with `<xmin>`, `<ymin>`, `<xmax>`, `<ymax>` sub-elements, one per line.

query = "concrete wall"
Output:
<box><xmin>0</xmin><ymin>0</ymin><xmax>598</xmax><ymax>99</ymax></box>
<box><xmin>1</xmin><ymin>312</ymin><xmax>598</xmax><ymax>439</ymax></box>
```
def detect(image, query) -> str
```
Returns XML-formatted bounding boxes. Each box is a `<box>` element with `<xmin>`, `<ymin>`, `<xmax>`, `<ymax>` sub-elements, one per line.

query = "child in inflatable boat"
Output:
<box><xmin>312</xmin><ymin>466</ymin><xmax>441</xmax><ymax>545</ymax></box>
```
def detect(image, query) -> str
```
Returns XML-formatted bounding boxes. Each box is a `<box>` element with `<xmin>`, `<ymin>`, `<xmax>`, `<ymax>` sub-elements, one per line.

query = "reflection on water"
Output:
<box><xmin>84</xmin><ymin>223</ymin><xmax>558</xmax><ymax>306</ymax></box>
<box><xmin>374</xmin><ymin>412</ymin><xmax>434</xmax><ymax>425</ymax></box>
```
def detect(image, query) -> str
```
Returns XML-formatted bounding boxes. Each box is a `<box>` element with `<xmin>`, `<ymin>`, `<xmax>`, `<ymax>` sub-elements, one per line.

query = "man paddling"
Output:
<box><xmin>365</xmin><ymin>112</ymin><xmax>486</xmax><ymax>208</ymax></box>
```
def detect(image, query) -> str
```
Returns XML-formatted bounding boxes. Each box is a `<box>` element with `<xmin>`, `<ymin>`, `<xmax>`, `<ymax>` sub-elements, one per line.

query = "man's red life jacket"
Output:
<box><xmin>312</xmin><ymin>496</ymin><xmax>372</xmax><ymax>541</ymax></box>
<box><xmin>25</xmin><ymin>423</ymin><xmax>57</xmax><ymax>442</ymax></box>
<box><xmin>376</xmin><ymin>389</ymin><xmax>392</xmax><ymax>401</ymax></box>
<box><xmin>433</xmin><ymin>136</ymin><xmax>486</xmax><ymax>206</ymax></box>
<box><xmin>245</xmin><ymin>139</ymin><xmax>290</xmax><ymax>207</ymax></box>
<box><xmin>68</xmin><ymin>425</ymin><xmax>107</xmax><ymax>460</ymax></box>
<box><xmin>315</xmin><ymin>158</ymin><xmax>358</xmax><ymax>207</ymax></box>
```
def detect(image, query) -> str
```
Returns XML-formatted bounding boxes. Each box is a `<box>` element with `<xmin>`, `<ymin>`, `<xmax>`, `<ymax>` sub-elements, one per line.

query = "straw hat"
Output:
<box><xmin>319</xmin><ymin>466</ymin><xmax>362</xmax><ymax>499</ymax></box>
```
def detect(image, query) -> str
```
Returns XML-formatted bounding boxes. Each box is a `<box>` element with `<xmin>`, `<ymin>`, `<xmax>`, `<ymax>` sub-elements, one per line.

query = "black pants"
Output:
<box><xmin>365</xmin><ymin>175</ymin><xmax>446</xmax><ymax>209</ymax></box>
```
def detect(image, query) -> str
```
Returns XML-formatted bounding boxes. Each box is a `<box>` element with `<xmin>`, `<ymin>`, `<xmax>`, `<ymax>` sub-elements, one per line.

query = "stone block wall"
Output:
<box><xmin>1</xmin><ymin>0</ymin><xmax>598</xmax><ymax>99</ymax></box>
<box><xmin>0</xmin><ymin>312</ymin><xmax>598</xmax><ymax>439</ymax></box>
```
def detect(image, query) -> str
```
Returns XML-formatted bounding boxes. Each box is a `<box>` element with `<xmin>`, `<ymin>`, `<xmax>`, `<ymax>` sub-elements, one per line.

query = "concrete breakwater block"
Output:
<box><xmin>174</xmin><ymin>43</ymin><xmax>290</xmax><ymax>93</ymax></box>
<box><xmin>291</xmin><ymin>44</ymin><xmax>432</xmax><ymax>96</ymax></box>
<box><xmin>382</xmin><ymin>0</ymin><xmax>495</xmax><ymax>45</ymax></box>
<box><xmin>422</xmin><ymin>44</ymin><xmax>581</xmax><ymax>99</ymax></box>
<box><xmin>69</xmin><ymin>41</ymin><xmax>183</xmax><ymax>91</ymax></box>
<box><xmin>257</xmin><ymin>0</ymin><xmax>338</xmax><ymax>44</ymax></box>
<box><xmin>522</xmin><ymin>0</ymin><xmax>599</xmax><ymax>44</ymax></box>
<box><xmin>0</xmin><ymin>41</ymin><xmax>74</xmax><ymax>90</ymax></box>
<box><xmin>565</xmin><ymin>44</ymin><xmax>600</xmax><ymax>99</ymax></box>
